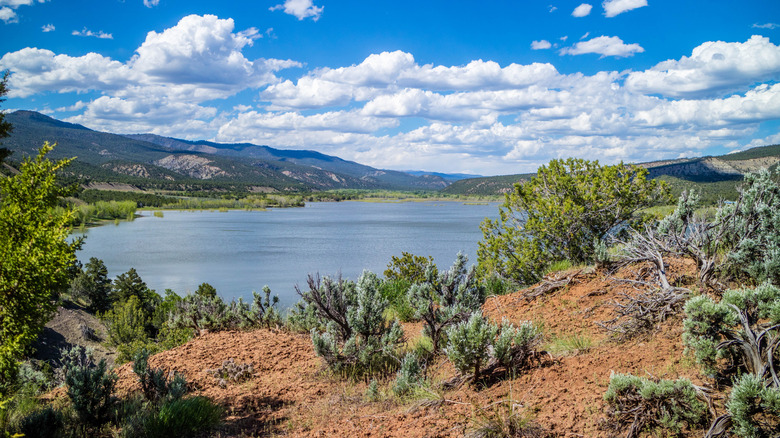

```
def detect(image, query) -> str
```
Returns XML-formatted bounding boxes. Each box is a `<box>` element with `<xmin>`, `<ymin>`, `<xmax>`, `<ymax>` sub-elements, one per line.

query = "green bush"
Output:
<box><xmin>445</xmin><ymin>311</ymin><xmax>497</xmax><ymax>382</ymax></box>
<box><xmin>0</xmin><ymin>143</ymin><xmax>81</xmax><ymax>391</ymax></box>
<box><xmin>170</xmin><ymin>285</ymin><xmax>280</xmax><ymax>334</ymax></box>
<box><xmin>727</xmin><ymin>373</ymin><xmax>780</xmax><ymax>438</ymax></box>
<box><xmin>492</xmin><ymin>321</ymin><xmax>543</xmax><ymax>370</ymax></box>
<box><xmin>379</xmin><ymin>279</ymin><xmax>416</xmax><ymax>322</ymax></box>
<box><xmin>682</xmin><ymin>284</ymin><xmax>780</xmax><ymax>379</ymax></box>
<box><xmin>407</xmin><ymin>253</ymin><xmax>486</xmax><ymax>354</ymax></box>
<box><xmin>392</xmin><ymin>353</ymin><xmax>424</xmax><ymax>397</ymax></box>
<box><xmin>16</xmin><ymin>405</ymin><xmax>64</xmax><ymax>438</ymax></box>
<box><xmin>63</xmin><ymin>346</ymin><xmax>118</xmax><ymax>431</ymax></box>
<box><xmin>384</xmin><ymin>252</ymin><xmax>438</xmax><ymax>285</ymax></box>
<box><xmin>478</xmin><ymin>158</ymin><xmax>667</xmax><ymax>285</ymax></box>
<box><xmin>603</xmin><ymin>373</ymin><xmax>708</xmax><ymax>437</ymax></box>
<box><xmin>132</xmin><ymin>349</ymin><xmax>187</xmax><ymax>404</ymax></box>
<box><xmin>127</xmin><ymin>396</ymin><xmax>222</xmax><ymax>438</ymax></box>
<box><xmin>301</xmin><ymin>271</ymin><xmax>405</xmax><ymax>378</ymax></box>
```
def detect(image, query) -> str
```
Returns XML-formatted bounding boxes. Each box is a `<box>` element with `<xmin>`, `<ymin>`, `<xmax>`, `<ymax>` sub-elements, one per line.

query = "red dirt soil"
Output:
<box><xmin>111</xmin><ymin>260</ymin><xmax>716</xmax><ymax>437</ymax></box>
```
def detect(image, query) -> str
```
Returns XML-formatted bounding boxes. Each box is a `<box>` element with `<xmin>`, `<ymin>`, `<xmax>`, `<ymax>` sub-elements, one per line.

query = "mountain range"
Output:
<box><xmin>1</xmin><ymin>111</ymin><xmax>470</xmax><ymax>192</ymax></box>
<box><xmin>2</xmin><ymin>110</ymin><xmax>778</xmax><ymax>199</ymax></box>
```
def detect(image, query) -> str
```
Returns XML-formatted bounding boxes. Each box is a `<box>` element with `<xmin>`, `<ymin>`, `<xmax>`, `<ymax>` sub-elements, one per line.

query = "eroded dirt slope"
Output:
<box><xmin>111</xmin><ymin>260</ymin><xmax>712</xmax><ymax>437</ymax></box>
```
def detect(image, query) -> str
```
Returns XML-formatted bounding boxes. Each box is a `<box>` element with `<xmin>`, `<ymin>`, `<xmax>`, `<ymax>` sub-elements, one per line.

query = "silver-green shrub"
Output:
<box><xmin>63</xmin><ymin>346</ymin><xmax>118</xmax><ymax>431</ymax></box>
<box><xmin>445</xmin><ymin>311</ymin><xmax>497</xmax><ymax>382</ymax></box>
<box><xmin>603</xmin><ymin>373</ymin><xmax>708</xmax><ymax>436</ymax></box>
<box><xmin>392</xmin><ymin>352</ymin><xmax>424</xmax><ymax>397</ymax></box>
<box><xmin>683</xmin><ymin>283</ymin><xmax>780</xmax><ymax>380</ymax></box>
<box><xmin>302</xmin><ymin>271</ymin><xmax>405</xmax><ymax>377</ymax></box>
<box><xmin>408</xmin><ymin>253</ymin><xmax>486</xmax><ymax>354</ymax></box>
<box><xmin>727</xmin><ymin>373</ymin><xmax>780</xmax><ymax>438</ymax></box>
<box><xmin>492</xmin><ymin>321</ymin><xmax>543</xmax><ymax>372</ymax></box>
<box><xmin>683</xmin><ymin>284</ymin><xmax>780</xmax><ymax>436</ymax></box>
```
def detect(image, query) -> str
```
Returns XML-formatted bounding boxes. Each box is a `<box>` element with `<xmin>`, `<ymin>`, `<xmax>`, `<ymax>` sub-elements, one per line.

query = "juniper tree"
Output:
<box><xmin>407</xmin><ymin>253</ymin><xmax>486</xmax><ymax>354</ymax></box>
<box><xmin>478</xmin><ymin>158</ymin><xmax>667</xmax><ymax>285</ymax></box>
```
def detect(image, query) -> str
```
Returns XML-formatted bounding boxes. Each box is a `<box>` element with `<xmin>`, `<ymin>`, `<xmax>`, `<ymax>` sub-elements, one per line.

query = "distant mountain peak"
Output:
<box><xmin>11</xmin><ymin>110</ymin><xmax>92</xmax><ymax>132</ymax></box>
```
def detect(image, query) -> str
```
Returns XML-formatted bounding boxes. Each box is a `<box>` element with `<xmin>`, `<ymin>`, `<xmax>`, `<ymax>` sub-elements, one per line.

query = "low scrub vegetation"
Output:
<box><xmin>602</xmin><ymin>373</ymin><xmax>709</xmax><ymax>437</ymax></box>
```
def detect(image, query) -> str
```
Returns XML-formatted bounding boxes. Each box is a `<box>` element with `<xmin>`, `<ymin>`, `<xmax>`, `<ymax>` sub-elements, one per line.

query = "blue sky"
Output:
<box><xmin>1</xmin><ymin>0</ymin><xmax>779</xmax><ymax>175</ymax></box>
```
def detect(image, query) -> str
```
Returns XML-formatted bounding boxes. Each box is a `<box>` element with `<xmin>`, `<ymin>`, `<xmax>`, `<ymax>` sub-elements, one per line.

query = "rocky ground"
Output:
<box><xmin>41</xmin><ymin>259</ymin><xmax>718</xmax><ymax>437</ymax></box>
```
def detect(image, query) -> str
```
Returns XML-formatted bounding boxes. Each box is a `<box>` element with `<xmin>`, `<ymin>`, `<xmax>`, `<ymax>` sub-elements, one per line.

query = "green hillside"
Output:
<box><xmin>2</xmin><ymin>111</ymin><xmax>448</xmax><ymax>193</ymax></box>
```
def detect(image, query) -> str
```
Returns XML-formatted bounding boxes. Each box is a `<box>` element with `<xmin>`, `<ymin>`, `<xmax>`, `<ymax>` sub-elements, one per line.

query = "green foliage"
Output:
<box><xmin>478</xmin><ymin>158</ymin><xmax>668</xmax><ymax>285</ymax></box>
<box><xmin>683</xmin><ymin>284</ymin><xmax>780</xmax><ymax>436</ymax></box>
<box><xmin>727</xmin><ymin>373</ymin><xmax>780</xmax><ymax>438</ymax></box>
<box><xmin>491</xmin><ymin>321</ymin><xmax>543</xmax><ymax>370</ymax></box>
<box><xmin>392</xmin><ymin>353</ymin><xmax>424</xmax><ymax>397</ymax></box>
<box><xmin>301</xmin><ymin>271</ymin><xmax>405</xmax><ymax>378</ymax></box>
<box><xmin>132</xmin><ymin>349</ymin><xmax>187</xmax><ymax>404</ymax></box>
<box><xmin>603</xmin><ymin>373</ymin><xmax>708</xmax><ymax>437</ymax></box>
<box><xmin>73</xmin><ymin>200</ymin><xmax>137</xmax><ymax>226</ymax></box>
<box><xmin>682</xmin><ymin>284</ymin><xmax>780</xmax><ymax>380</ymax></box>
<box><xmin>445</xmin><ymin>311</ymin><xmax>497</xmax><ymax>382</ymax></box>
<box><xmin>77</xmin><ymin>189</ymin><xmax>176</xmax><ymax>207</ymax></box>
<box><xmin>122</xmin><ymin>396</ymin><xmax>222</xmax><ymax>438</ymax></box>
<box><xmin>0</xmin><ymin>143</ymin><xmax>81</xmax><ymax>392</ymax></box>
<box><xmin>63</xmin><ymin>346</ymin><xmax>118</xmax><ymax>431</ymax></box>
<box><xmin>170</xmin><ymin>285</ymin><xmax>280</xmax><ymax>334</ymax></box>
<box><xmin>104</xmin><ymin>296</ymin><xmax>149</xmax><ymax>351</ymax></box>
<box><xmin>407</xmin><ymin>253</ymin><xmax>486</xmax><ymax>354</ymax></box>
<box><xmin>379</xmin><ymin>279</ymin><xmax>416</xmax><ymax>322</ymax></box>
<box><xmin>251</xmin><ymin>285</ymin><xmax>282</xmax><ymax>329</ymax></box>
<box><xmin>481</xmin><ymin>273</ymin><xmax>518</xmax><ymax>297</ymax></box>
<box><xmin>717</xmin><ymin>168</ymin><xmax>780</xmax><ymax>285</ymax></box>
<box><xmin>195</xmin><ymin>283</ymin><xmax>217</xmax><ymax>299</ymax></box>
<box><xmin>384</xmin><ymin>252</ymin><xmax>438</xmax><ymax>284</ymax></box>
<box><xmin>15</xmin><ymin>405</ymin><xmax>64</xmax><ymax>438</ymax></box>
<box><xmin>69</xmin><ymin>257</ymin><xmax>112</xmax><ymax>313</ymax></box>
<box><xmin>112</xmin><ymin>268</ymin><xmax>159</xmax><ymax>314</ymax></box>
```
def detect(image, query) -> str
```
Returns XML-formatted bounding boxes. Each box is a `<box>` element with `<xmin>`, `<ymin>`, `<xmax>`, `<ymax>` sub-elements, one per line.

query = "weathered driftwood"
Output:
<box><xmin>520</xmin><ymin>269</ymin><xmax>583</xmax><ymax>301</ymax></box>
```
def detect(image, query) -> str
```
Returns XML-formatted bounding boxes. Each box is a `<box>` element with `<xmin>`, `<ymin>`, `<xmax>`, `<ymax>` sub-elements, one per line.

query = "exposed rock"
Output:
<box><xmin>154</xmin><ymin>154</ymin><xmax>229</xmax><ymax>179</ymax></box>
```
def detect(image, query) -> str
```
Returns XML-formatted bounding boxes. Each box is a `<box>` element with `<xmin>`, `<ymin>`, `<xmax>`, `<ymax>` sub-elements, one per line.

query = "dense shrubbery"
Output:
<box><xmin>63</xmin><ymin>346</ymin><xmax>118</xmax><ymax>433</ymax></box>
<box><xmin>72</xmin><ymin>200</ymin><xmax>137</xmax><ymax>226</ymax></box>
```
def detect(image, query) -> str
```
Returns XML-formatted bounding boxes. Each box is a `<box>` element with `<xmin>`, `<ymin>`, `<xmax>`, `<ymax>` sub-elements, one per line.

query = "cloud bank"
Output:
<box><xmin>1</xmin><ymin>15</ymin><xmax>778</xmax><ymax>175</ymax></box>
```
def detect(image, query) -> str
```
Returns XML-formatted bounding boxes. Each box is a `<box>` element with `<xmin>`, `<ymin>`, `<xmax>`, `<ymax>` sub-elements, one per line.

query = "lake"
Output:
<box><xmin>74</xmin><ymin>200</ymin><xmax>498</xmax><ymax>309</ymax></box>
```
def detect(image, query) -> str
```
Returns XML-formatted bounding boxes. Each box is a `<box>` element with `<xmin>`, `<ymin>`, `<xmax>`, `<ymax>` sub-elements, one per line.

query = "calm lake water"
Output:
<box><xmin>74</xmin><ymin>201</ymin><xmax>498</xmax><ymax>309</ymax></box>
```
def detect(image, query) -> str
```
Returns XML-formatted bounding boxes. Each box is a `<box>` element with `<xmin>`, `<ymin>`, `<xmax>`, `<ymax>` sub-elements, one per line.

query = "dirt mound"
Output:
<box><xmin>33</xmin><ymin>304</ymin><xmax>116</xmax><ymax>368</ymax></box>
<box><xmin>105</xmin><ymin>259</ymin><xmax>710</xmax><ymax>436</ymax></box>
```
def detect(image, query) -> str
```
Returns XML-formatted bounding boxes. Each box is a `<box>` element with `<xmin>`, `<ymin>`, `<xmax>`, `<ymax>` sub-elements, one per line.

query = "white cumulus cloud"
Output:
<box><xmin>270</xmin><ymin>0</ymin><xmax>323</xmax><ymax>21</ymax></box>
<box><xmin>572</xmin><ymin>3</ymin><xmax>592</xmax><ymax>17</ymax></box>
<box><xmin>41</xmin><ymin>23</ymin><xmax>54</xmax><ymax>32</ymax></box>
<box><xmin>0</xmin><ymin>6</ymin><xmax>15</xmax><ymax>22</ymax></box>
<box><xmin>72</xmin><ymin>27</ymin><xmax>113</xmax><ymax>39</ymax></box>
<box><xmin>560</xmin><ymin>35</ymin><xmax>644</xmax><ymax>57</ymax></box>
<box><xmin>602</xmin><ymin>0</ymin><xmax>647</xmax><ymax>17</ymax></box>
<box><xmin>752</xmin><ymin>23</ymin><xmax>779</xmax><ymax>29</ymax></box>
<box><xmin>626</xmin><ymin>35</ymin><xmax>780</xmax><ymax>98</ymax></box>
<box><xmin>143</xmin><ymin>0</ymin><xmax>160</xmax><ymax>7</ymax></box>
<box><xmin>531</xmin><ymin>40</ymin><xmax>552</xmax><ymax>50</ymax></box>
